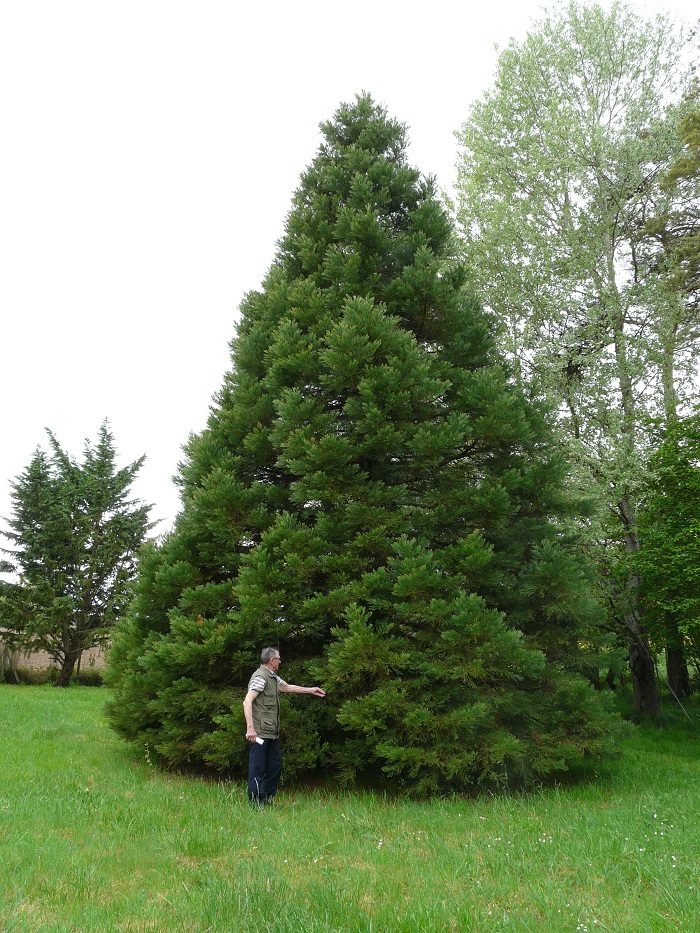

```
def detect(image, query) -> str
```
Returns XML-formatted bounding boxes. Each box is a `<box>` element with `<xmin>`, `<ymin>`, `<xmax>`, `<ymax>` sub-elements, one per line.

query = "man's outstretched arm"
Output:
<box><xmin>279</xmin><ymin>683</ymin><xmax>325</xmax><ymax>697</ymax></box>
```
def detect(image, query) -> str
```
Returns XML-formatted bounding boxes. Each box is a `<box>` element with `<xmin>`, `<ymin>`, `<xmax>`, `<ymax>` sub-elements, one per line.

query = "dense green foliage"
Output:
<box><xmin>637</xmin><ymin>415</ymin><xmax>700</xmax><ymax>679</ymax></box>
<box><xmin>0</xmin><ymin>424</ymin><xmax>151</xmax><ymax>686</ymax></box>
<box><xmin>107</xmin><ymin>95</ymin><xmax>621</xmax><ymax>794</ymax></box>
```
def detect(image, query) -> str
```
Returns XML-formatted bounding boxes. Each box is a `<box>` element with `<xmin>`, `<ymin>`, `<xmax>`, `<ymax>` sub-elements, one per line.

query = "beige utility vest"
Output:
<box><xmin>250</xmin><ymin>666</ymin><xmax>281</xmax><ymax>739</ymax></box>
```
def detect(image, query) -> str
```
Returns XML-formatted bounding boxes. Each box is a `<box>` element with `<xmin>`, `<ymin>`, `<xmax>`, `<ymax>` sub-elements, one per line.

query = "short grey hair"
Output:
<box><xmin>260</xmin><ymin>647</ymin><xmax>280</xmax><ymax>663</ymax></box>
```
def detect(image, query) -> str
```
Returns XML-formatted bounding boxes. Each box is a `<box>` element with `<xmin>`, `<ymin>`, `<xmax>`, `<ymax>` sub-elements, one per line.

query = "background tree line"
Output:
<box><xmin>454</xmin><ymin>0</ymin><xmax>700</xmax><ymax>715</ymax></box>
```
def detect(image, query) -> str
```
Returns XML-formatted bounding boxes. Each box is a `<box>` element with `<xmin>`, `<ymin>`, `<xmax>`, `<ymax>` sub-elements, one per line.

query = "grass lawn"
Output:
<box><xmin>0</xmin><ymin>685</ymin><xmax>698</xmax><ymax>932</ymax></box>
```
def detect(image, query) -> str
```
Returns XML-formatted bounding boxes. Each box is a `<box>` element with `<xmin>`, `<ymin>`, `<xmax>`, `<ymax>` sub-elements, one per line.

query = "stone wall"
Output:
<box><xmin>12</xmin><ymin>646</ymin><xmax>107</xmax><ymax>671</ymax></box>
<box><xmin>1</xmin><ymin>641</ymin><xmax>107</xmax><ymax>680</ymax></box>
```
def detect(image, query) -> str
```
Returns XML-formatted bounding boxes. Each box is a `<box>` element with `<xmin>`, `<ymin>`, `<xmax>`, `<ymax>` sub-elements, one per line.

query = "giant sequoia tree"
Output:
<box><xmin>107</xmin><ymin>96</ymin><xmax>620</xmax><ymax>794</ymax></box>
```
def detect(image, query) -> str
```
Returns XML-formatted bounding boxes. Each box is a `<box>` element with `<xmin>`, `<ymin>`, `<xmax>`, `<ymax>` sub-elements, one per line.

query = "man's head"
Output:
<box><xmin>261</xmin><ymin>647</ymin><xmax>281</xmax><ymax>671</ymax></box>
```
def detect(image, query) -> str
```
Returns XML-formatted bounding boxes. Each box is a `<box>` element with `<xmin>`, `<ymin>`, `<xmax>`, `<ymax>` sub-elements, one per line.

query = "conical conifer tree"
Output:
<box><xmin>107</xmin><ymin>95</ymin><xmax>620</xmax><ymax>793</ymax></box>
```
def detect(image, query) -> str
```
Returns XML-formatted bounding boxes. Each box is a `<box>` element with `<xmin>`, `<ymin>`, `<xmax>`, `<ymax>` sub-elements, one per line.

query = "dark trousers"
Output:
<box><xmin>248</xmin><ymin>738</ymin><xmax>283</xmax><ymax>802</ymax></box>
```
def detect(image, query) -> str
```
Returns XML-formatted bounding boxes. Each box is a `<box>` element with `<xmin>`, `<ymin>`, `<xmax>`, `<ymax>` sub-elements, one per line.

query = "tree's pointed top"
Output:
<box><xmin>318</xmin><ymin>92</ymin><xmax>409</xmax><ymax>162</ymax></box>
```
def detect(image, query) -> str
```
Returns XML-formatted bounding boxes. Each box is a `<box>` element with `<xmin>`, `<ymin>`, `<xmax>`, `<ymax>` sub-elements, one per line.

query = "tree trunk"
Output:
<box><xmin>660</xmin><ymin>319</ymin><xmax>679</xmax><ymax>426</ymax></box>
<box><xmin>55</xmin><ymin>647</ymin><xmax>81</xmax><ymax>687</ymax></box>
<box><xmin>619</xmin><ymin>496</ymin><xmax>661</xmax><ymax>718</ymax></box>
<box><xmin>628</xmin><ymin>633</ymin><xmax>660</xmax><ymax>719</ymax></box>
<box><xmin>1</xmin><ymin>643</ymin><xmax>20</xmax><ymax>684</ymax></box>
<box><xmin>666</xmin><ymin>645</ymin><xmax>691</xmax><ymax>699</ymax></box>
<box><xmin>658</xmin><ymin>327</ymin><xmax>690</xmax><ymax>700</ymax></box>
<box><xmin>607</xmin><ymin>267</ymin><xmax>662</xmax><ymax>718</ymax></box>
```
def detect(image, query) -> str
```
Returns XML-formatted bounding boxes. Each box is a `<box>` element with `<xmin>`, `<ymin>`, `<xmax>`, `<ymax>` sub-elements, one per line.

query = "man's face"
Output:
<box><xmin>269</xmin><ymin>654</ymin><xmax>281</xmax><ymax>672</ymax></box>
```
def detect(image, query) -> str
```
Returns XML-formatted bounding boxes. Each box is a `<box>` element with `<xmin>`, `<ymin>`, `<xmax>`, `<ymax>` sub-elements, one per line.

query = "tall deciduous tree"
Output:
<box><xmin>640</xmin><ymin>91</ymin><xmax>700</xmax><ymax>690</ymax></box>
<box><xmin>107</xmin><ymin>95</ymin><xmax>620</xmax><ymax>794</ymax></box>
<box><xmin>454</xmin><ymin>0</ymin><xmax>695</xmax><ymax>716</ymax></box>
<box><xmin>0</xmin><ymin>424</ymin><xmax>152</xmax><ymax>686</ymax></box>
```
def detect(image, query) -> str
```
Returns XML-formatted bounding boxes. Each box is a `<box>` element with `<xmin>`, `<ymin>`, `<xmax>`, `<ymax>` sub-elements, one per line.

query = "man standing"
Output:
<box><xmin>243</xmin><ymin>647</ymin><xmax>325</xmax><ymax>806</ymax></box>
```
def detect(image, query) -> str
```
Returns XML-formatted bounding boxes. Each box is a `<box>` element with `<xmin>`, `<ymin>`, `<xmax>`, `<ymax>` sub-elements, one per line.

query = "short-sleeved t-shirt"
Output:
<box><xmin>249</xmin><ymin>671</ymin><xmax>287</xmax><ymax>693</ymax></box>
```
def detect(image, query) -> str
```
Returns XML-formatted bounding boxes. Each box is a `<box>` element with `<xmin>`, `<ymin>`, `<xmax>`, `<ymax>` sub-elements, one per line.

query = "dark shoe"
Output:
<box><xmin>250</xmin><ymin>792</ymin><xmax>273</xmax><ymax>808</ymax></box>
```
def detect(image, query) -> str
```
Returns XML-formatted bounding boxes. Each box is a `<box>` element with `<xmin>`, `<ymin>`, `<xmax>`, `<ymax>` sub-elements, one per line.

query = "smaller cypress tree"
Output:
<box><xmin>1</xmin><ymin>424</ymin><xmax>152</xmax><ymax>686</ymax></box>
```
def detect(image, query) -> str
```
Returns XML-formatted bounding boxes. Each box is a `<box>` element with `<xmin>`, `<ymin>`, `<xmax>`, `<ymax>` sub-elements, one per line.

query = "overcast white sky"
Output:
<box><xmin>1</xmin><ymin>0</ymin><xmax>698</xmax><ymax>543</ymax></box>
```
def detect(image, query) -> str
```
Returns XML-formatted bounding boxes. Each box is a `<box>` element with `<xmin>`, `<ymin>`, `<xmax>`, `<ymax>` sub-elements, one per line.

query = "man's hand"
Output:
<box><xmin>310</xmin><ymin>687</ymin><xmax>326</xmax><ymax>697</ymax></box>
<box><xmin>245</xmin><ymin>726</ymin><xmax>258</xmax><ymax>742</ymax></box>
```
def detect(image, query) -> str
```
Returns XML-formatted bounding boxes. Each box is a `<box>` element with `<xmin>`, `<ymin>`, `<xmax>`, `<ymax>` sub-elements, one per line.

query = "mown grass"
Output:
<box><xmin>0</xmin><ymin>686</ymin><xmax>698</xmax><ymax>932</ymax></box>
